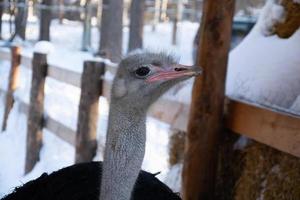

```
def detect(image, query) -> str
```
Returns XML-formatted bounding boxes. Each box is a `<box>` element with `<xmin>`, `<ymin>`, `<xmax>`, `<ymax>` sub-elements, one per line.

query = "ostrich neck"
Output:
<box><xmin>100</xmin><ymin>100</ymin><xmax>147</xmax><ymax>200</ymax></box>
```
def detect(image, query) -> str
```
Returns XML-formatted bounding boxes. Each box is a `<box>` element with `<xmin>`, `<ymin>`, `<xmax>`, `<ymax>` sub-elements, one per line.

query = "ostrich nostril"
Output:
<box><xmin>174</xmin><ymin>68</ymin><xmax>187</xmax><ymax>72</ymax></box>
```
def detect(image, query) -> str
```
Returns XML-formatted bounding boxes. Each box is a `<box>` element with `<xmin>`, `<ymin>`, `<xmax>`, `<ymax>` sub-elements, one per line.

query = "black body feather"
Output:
<box><xmin>1</xmin><ymin>162</ymin><xmax>181</xmax><ymax>200</ymax></box>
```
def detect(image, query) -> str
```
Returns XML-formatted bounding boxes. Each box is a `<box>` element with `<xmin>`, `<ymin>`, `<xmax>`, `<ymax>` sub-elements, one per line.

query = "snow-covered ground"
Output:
<box><xmin>1</xmin><ymin>0</ymin><xmax>300</xmax><ymax>196</ymax></box>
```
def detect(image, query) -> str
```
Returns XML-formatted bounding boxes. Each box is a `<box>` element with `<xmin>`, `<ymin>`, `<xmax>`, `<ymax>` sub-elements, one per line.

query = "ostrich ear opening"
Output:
<box><xmin>113</xmin><ymin>78</ymin><xmax>127</xmax><ymax>98</ymax></box>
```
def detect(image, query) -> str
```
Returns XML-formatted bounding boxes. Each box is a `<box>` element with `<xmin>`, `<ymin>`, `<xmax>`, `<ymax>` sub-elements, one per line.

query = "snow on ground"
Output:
<box><xmin>0</xmin><ymin>101</ymin><xmax>27</xmax><ymax>197</ymax></box>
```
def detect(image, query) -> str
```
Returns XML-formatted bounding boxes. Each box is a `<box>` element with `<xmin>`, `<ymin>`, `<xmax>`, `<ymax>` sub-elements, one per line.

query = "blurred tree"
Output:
<box><xmin>128</xmin><ymin>0</ymin><xmax>145</xmax><ymax>52</ymax></box>
<box><xmin>39</xmin><ymin>0</ymin><xmax>52</xmax><ymax>41</ymax></box>
<box><xmin>159</xmin><ymin>0</ymin><xmax>168</xmax><ymax>21</ymax></box>
<box><xmin>0</xmin><ymin>0</ymin><xmax>3</xmax><ymax>39</ymax></box>
<box><xmin>81</xmin><ymin>0</ymin><xmax>92</xmax><ymax>51</ymax></box>
<box><xmin>14</xmin><ymin>0</ymin><xmax>28</xmax><ymax>40</ymax></box>
<box><xmin>58</xmin><ymin>0</ymin><xmax>64</xmax><ymax>24</ymax></box>
<box><xmin>98</xmin><ymin>0</ymin><xmax>123</xmax><ymax>62</ymax></box>
<box><xmin>151</xmin><ymin>0</ymin><xmax>160</xmax><ymax>31</ymax></box>
<box><xmin>172</xmin><ymin>0</ymin><xmax>183</xmax><ymax>45</ymax></box>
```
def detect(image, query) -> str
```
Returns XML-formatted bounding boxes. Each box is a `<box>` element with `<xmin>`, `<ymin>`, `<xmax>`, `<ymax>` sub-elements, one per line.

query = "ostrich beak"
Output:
<box><xmin>146</xmin><ymin>64</ymin><xmax>202</xmax><ymax>83</ymax></box>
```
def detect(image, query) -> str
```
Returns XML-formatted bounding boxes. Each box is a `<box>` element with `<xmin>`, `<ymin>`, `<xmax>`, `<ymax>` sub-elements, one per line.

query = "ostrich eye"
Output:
<box><xmin>135</xmin><ymin>66</ymin><xmax>151</xmax><ymax>78</ymax></box>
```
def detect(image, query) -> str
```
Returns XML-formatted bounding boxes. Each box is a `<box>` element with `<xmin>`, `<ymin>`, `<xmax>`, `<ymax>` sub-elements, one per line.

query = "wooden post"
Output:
<box><xmin>75</xmin><ymin>61</ymin><xmax>105</xmax><ymax>163</ymax></box>
<box><xmin>25</xmin><ymin>52</ymin><xmax>48</xmax><ymax>174</ymax></box>
<box><xmin>182</xmin><ymin>0</ymin><xmax>235</xmax><ymax>200</ymax></box>
<box><xmin>2</xmin><ymin>46</ymin><xmax>21</xmax><ymax>131</ymax></box>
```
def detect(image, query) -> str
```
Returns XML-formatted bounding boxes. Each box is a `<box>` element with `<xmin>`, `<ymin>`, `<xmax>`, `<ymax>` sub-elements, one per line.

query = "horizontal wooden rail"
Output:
<box><xmin>14</xmin><ymin>98</ymin><xmax>76</xmax><ymax>146</ymax></box>
<box><xmin>47</xmin><ymin>65</ymin><xmax>81</xmax><ymax>87</ymax></box>
<box><xmin>21</xmin><ymin>56</ymin><xmax>32</xmax><ymax>69</ymax></box>
<box><xmin>227</xmin><ymin>100</ymin><xmax>300</xmax><ymax>158</ymax></box>
<box><xmin>45</xmin><ymin>117</ymin><xmax>76</xmax><ymax>146</ymax></box>
<box><xmin>0</xmin><ymin>49</ymin><xmax>10</xmax><ymax>60</ymax></box>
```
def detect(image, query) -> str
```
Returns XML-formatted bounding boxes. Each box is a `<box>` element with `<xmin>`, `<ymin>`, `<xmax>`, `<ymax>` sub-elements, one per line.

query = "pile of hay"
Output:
<box><xmin>234</xmin><ymin>141</ymin><xmax>300</xmax><ymax>200</ymax></box>
<box><xmin>168</xmin><ymin>130</ymin><xmax>300</xmax><ymax>200</ymax></box>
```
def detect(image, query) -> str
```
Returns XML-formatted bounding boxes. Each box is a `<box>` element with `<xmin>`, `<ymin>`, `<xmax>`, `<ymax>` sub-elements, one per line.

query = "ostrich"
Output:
<box><xmin>1</xmin><ymin>51</ymin><xmax>201</xmax><ymax>200</ymax></box>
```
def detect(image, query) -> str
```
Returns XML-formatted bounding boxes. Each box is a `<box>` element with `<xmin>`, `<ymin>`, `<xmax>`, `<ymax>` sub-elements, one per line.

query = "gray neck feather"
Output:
<box><xmin>100</xmin><ymin>100</ymin><xmax>147</xmax><ymax>200</ymax></box>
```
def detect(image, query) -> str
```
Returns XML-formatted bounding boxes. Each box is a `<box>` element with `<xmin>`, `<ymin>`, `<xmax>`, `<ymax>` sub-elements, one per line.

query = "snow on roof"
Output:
<box><xmin>258</xmin><ymin>0</ymin><xmax>286</xmax><ymax>36</ymax></box>
<box><xmin>226</xmin><ymin>0</ymin><xmax>300</xmax><ymax>114</ymax></box>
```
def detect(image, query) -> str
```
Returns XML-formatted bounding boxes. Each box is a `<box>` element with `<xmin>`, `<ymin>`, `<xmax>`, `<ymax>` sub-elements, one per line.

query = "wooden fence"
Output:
<box><xmin>0</xmin><ymin>46</ymin><xmax>299</xmax><ymax>174</ymax></box>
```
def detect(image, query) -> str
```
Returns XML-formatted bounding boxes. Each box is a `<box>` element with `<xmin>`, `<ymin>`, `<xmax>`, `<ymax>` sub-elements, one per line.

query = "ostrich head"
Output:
<box><xmin>111</xmin><ymin>51</ymin><xmax>202</xmax><ymax>110</ymax></box>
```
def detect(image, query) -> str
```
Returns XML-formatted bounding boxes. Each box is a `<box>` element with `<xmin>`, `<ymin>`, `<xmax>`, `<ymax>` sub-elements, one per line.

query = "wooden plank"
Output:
<box><xmin>47</xmin><ymin>64</ymin><xmax>81</xmax><ymax>87</ymax></box>
<box><xmin>0</xmin><ymin>49</ymin><xmax>11</xmax><ymax>61</ymax></box>
<box><xmin>20</xmin><ymin>55</ymin><xmax>32</xmax><ymax>69</ymax></box>
<box><xmin>182</xmin><ymin>0</ymin><xmax>235</xmax><ymax>199</ymax></box>
<box><xmin>44</xmin><ymin>116</ymin><xmax>76</xmax><ymax>146</ymax></box>
<box><xmin>227</xmin><ymin>100</ymin><xmax>300</xmax><ymax>158</ymax></box>
<box><xmin>149</xmin><ymin>98</ymin><xmax>190</xmax><ymax>131</ymax></box>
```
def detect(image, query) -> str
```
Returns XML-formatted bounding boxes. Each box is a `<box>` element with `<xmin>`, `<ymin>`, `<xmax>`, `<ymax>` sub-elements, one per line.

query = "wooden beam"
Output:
<box><xmin>44</xmin><ymin>116</ymin><xmax>76</xmax><ymax>146</ymax></box>
<box><xmin>2</xmin><ymin>46</ymin><xmax>21</xmax><ymax>131</ymax></box>
<box><xmin>21</xmin><ymin>55</ymin><xmax>32</xmax><ymax>69</ymax></box>
<box><xmin>25</xmin><ymin>52</ymin><xmax>48</xmax><ymax>174</ymax></box>
<box><xmin>0</xmin><ymin>48</ymin><xmax>10</xmax><ymax>60</ymax></box>
<box><xmin>226</xmin><ymin>100</ymin><xmax>300</xmax><ymax>158</ymax></box>
<box><xmin>75</xmin><ymin>61</ymin><xmax>105</xmax><ymax>163</ymax></box>
<box><xmin>47</xmin><ymin>64</ymin><xmax>81</xmax><ymax>87</ymax></box>
<box><xmin>182</xmin><ymin>0</ymin><xmax>235</xmax><ymax>199</ymax></box>
<box><xmin>149</xmin><ymin>98</ymin><xmax>190</xmax><ymax>131</ymax></box>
